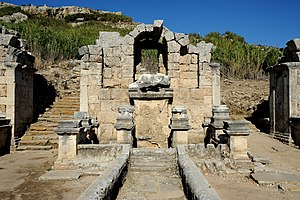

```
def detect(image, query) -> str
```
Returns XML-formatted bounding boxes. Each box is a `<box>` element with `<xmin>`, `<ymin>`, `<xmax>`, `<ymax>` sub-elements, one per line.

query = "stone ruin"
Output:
<box><xmin>0</xmin><ymin>26</ymin><xmax>35</xmax><ymax>150</ymax></box>
<box><xmin>79</xmin><ymin>20</ymin><xmax>218</xmax><ymax>148</ymax></box>
<box><xmin>0</xmin><ymin>20</ymin><xmax>256</xmax><ymax>199</ymax></box>
<box><xmin>267</xmin><ymin>38</ymin><xmax>300</xmax><ymax>147</ymax></box>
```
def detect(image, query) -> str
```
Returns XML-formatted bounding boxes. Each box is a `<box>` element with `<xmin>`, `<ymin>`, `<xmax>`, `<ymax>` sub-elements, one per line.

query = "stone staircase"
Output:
<box><xmin>117</xmin><ymin>148</ymin><xmax>186</xmax><ymax>200</ymax></box>
<box><xmin>17</xmin><ymin>92</ymin><xmax>80</xmax><ymax>151</ymax></box>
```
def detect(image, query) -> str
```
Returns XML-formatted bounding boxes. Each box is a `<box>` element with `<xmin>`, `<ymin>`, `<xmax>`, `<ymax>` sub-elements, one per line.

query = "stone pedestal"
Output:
<box><xmin>53</xmin><ymin>120</ymin><xmax>84</xmax><ymax>169</ymax></box>
<box><xmin>115</xmin><ymin>105</ymin><xmax>135</xmax><ymax>146</ymax></box>
<box><xmin>224</xmin><ymin>120</ymin><xmax>251</xmax><ymax>160</ymax></box>
<box><xmin>211</xmin><ymin>105</ymin><xmax>230</xmax><ymax>136</ymax></box>
<box><xmin>74</xmin><ymin>111</ymin><xmax>99</xmax><ymax>144</ymax></box>
<box><xmin>169</xmin><ymin>106</ymin><xmax>190</xmax><ymax>147</ymax></box>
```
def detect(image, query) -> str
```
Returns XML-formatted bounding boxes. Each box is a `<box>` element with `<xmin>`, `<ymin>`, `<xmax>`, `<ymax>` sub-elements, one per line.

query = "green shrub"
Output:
<box><xmin>189</xmin><ymin>32</ymin><xmax>282</xmax><ymax>79</ymax></box>
<box><xmin>0</xmin><ymin>6</ymin><xmax>24</xmax><ymax>17</ymax></box>
<box><xmin>0</xmin><ymin>17</ymin><xmax>131</xmax><ymax>67</ymax></box>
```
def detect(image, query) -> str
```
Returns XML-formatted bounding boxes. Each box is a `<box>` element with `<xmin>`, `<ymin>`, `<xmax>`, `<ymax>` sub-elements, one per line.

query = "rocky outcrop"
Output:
<box><xmin>0</xmin><ymin>12</ymin><xmax>28</xmax><ymax>23</ymax></box>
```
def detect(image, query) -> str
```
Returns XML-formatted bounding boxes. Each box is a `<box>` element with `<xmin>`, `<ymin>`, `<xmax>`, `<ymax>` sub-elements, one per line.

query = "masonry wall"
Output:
<box><xmin>80</xmin><ymin>21</ymin><xmax>213</xmax><ymax>145</ymax></box>
<box><xmin>0</xmin><ymin>28</ymin><xmax>35</xmax><ymax>145</ymax></box>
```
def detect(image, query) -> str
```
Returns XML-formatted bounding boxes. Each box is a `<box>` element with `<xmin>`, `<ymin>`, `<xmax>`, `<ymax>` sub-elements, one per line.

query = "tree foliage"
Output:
<box><xmin>189</xmin><ymin>32</ymin><xmax>282</xmax><ymax>79</ymax></box>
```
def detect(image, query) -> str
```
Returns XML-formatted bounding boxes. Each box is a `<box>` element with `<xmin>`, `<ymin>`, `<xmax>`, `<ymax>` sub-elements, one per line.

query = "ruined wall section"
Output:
<box><xmin>0</xmin><ymin>27</ymin><xmax>35</xmax><ymax>144</ymax></box>
<box><xmin>80</xmin><ymin>21</ymin><xmax>214</xmax><ymax>144</ymax></box>
<box><xmin>80</xmin><ymin>32</ymin><xmax>133</xmax><ymax>143</ymax></box>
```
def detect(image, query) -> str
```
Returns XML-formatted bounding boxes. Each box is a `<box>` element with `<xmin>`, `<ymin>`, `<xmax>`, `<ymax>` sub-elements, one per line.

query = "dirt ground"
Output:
<box><xmin>205</xmin><ymin>129</ymin><xmax>300</xmax><ymax>200</ymax></box>
<box><xmin>0</xmin><ymin>150</ymin><xmax>97</xmax><ymax>200</ymax></box>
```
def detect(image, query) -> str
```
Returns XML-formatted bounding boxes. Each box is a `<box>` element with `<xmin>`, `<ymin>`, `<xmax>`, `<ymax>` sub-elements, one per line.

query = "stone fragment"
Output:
<box><xmin>178</xmin><ymin>35</ymin><xmax>189</xmax><ymax>46</ymax></box>
<box><xmin>163</xmin><ymin>28</ymin><xmax>174</xmax><ymax>41</ymax></box>
<box><xmin>154</xmin><ymin>19</ymin><xmax>164</xmax><ymax>28</ymax></box>
<box><xmin>251</xmin><ymin>171</ymin><xmax>300</xmax><ymax>185</ymax></box>
<box><xmin>78</xmin><ymin>46</ymin><xmax>89</xmax><ymax>56</ymax></box>
<box><xmin>129</xmin><ymin>73</ymin><xmax>170</xmax><ymax>90</ymax></box>
<box><xmin>168</xmin><ymin>40</ymin><xmax>181</xmax><ymax>53</ymax></box>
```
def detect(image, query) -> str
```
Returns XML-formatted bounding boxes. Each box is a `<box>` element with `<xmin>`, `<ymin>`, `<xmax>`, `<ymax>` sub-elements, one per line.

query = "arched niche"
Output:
<box><xmin>133</xmin><ymin>28</ymin><xmax>168</xmax><ymax>81</ymax></box>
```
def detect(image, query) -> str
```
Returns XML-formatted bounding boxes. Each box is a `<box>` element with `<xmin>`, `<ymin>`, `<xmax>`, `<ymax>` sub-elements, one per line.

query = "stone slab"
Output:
<box><xmin>251</xmin><ymin>172</ymin><xmax>300</xmax><ymax>185</ymax></box>
<box><xmin>38</xmin><ymin>170</ymin><xmax>83</xmax><ymax>180</ymax></box>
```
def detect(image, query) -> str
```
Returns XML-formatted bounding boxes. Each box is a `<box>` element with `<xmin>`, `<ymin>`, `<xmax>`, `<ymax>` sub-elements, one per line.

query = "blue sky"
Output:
<box><xmin>4</xmin><ymin>0</ymin><xmax>300</xmax><ymax>47</ymax></box>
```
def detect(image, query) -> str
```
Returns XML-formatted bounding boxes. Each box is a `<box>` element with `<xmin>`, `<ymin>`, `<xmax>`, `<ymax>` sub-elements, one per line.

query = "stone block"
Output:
<box><xmin>100</xmin><ymin>100</ymin><xmax>112</xmax><ymax>112</ymax></box>
<box><xmin>88</xmin><ymin>95</ymin><xmax>99</xmax><ymax>104</ymax></box>
<box><xmin>111</xmin><ymin>89</ymin><xmax>127</xmax><ymax>100</ymax></box>
<box><xmin>88</xmin><ymin>45</ymin><xmax>101</xmax><ymax>55</ymax></box>
<box><xmin>168</xmin><ymin>70</ymin><xmax>180</xmax><ymax>78</ymax></box>
<box><xmin>121</xmin><ymin>45</ymin><xmax>134</xmax><ymax>55</ymax></box>
<box><xmin>188</xmin><ymin>44</ymin><xmax>198</xmax><ymax>54</ymax></box>
<box><xmin>180</xmin><ymin>71</ymin><xmax>197</xmax><ymax>79</ymax></box>
<box><xmin>89</xmin><ymin>54</ymin><xmax>102</xmax><ymax>62</ymax></box>
<box><xmin>163</xmin><ymin>28</ymin><xmax>174</xmax><ymax>41</ymax></box>
<box><xmin>99</xmin><ymin>89</ymin><xmax>111</xmax><ymax>100</ymax></box>
<box><xmin>98</xmin><ymin>32</ymin><xmax>122</xmax><ymax>47</ymax></box>
<box><xmin>0</xmin><ymin>84</ymin><xmax>7</xmax><ymax>97</ymax></box>
<box><xmin>154</xmin><ymin>19</ymin><xmax>164</xmax><ymax>28</ymax></box>
<box><xmin>78</xmin><ymin>46</ymin><xmax>89</xmax><ymax>56</ymax></box>
<box><xmin>121</xmin><ymin>56</ymin><xmax>134</xmax><ymax>66</ymax></box>
<box><xmin>179</xmin><ymin>78</ymin><xmax>198</xmax><ymax>88</ymax></box>
<box><xmin>99</xmin><ymin>124</ymin><xmax>115</xmax><ymax>141</ymax></box>
<box><xmin>103</xmin><ymin>68</ymin><xmax>112</xmax><ymax>79</ymax></box>
<box><xmin>105</xmin><ymin>56</ymin><xmax>121</xmax><ymax>67</ymax></box>
<box><xmin>168</xmin><ymin>41</ymin><xmax>181</xmax><ymax>53</ymax></box>
<box><xmin>168</xmin><ymin>53</ymin><xmax>180</xmax><ymax>63</ymax></box>
<box><xmin>122</xmin><ymin>66</ymin><xmax>134</xmax><ymax>78</ymax></box>
<box><xmin>168</xmin><ymin>62</ymin><xmax>180</xmax><ymax>70</ymax></box>
<box><xmin>178</xmin><ymin>35</ymin><xmax>189</xmax><ymax>46</ymax></box>
<box><xmin>145</xmin><ymin>24</ymin><xmax>153</xmax><ymax>32</ymax></box>
<box><xmin>129</xmin><ymin>28</ymin><xmax>139</xmax><ymax>38</ymax></box>
<box><xmin>123</xmin><ymin>35</ymin><xmax>134</xmax><ymax>45</ymax></box>
<box><xmin>136</xmin><ymin>23</ymin><xmax>146</xmax><ymax>32</ymax></box>
<box><xmin>229</xmin><ymin>136</ymin><xmax>248</xmax><ymax>160</ymax></box>
<box><xmin>179</xmin><ymin>54</ymin><xmax>191</xmax><ymax>64</ymax></box>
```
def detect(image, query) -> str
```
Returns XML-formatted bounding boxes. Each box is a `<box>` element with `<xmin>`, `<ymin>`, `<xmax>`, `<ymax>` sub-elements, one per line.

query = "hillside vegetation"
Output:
<box><xmin>0</xmin><ymin>5</ymin><xmax>282</xmax><ymax>78</ymax></box>
<box><xmin>0</xmin><ymin>6</ymin><xmax>133</xmax><ymax>67</ymax></box>
<box><xmin>189</xmin><ymin>32</ymin><xmax>282</xmax><ymax>79</ymax></box>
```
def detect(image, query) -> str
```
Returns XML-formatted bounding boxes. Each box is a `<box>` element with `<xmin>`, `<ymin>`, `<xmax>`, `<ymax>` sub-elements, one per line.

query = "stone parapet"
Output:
<box><xmin>177</xmin><ymin>145</ymin><xmax>221</xmax><ymax>200</ymax></box>
<box><xmin>77</xmin><ymin>144</ymin><xmax>130</xmax><ymax>200</ymax></box>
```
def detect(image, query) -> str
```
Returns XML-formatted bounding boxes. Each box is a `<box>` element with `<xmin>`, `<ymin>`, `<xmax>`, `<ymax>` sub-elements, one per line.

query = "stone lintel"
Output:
<box><xmin>224</xmin><ymin>120</ymin><xmax>251</xmax><ymax>136</ymax></box>
<box><xmin>54</xmin><ymin>127</ymin><xmax>83</xmax><ymax>135</ymax></box>
<box><xmin>57</xmin><ymin>120</ymin><xmax>81</xmax><ymax>128</ymax></box>
<box><xmin>169</xmin><ymin>125</ymin><xmax>190</xmax><ymax>131</ymax></box>
<box><xmin>115</xmin><ymin>124</ymin><xmax>135</xmax><ymax>131</ymax></box>
<box><xmin>128</xmin><ymin>88</ymin><xmax>173</xmax><ymax>100</ymax></box>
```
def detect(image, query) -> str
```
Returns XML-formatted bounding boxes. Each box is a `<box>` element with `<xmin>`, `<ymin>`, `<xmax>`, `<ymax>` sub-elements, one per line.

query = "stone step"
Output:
<box><xmin>22</xmin><ymin>134</ymin><xmax>57</xmax><ymax>141</ymax></box>
<box><xmin>132</xmin><ymin>148</ymin><xmax>176</xmax><ymax>156</ymax></box>
<box><xmin>27</xmin><ymin>130</ymin><xmax>54</xmax><ymax>135</ymax></box>
<box><xmin>19</xmin><ymin>139</ymin><xmax>50</xmax><ymax>146</ymax></box>
<box><xmin>17</xmin><ymin>145</ymin><xmax>53</xmax><ymax>151</ymax></box>
<box><xmin>129</xmin><ymin>165</ymin><xmax>177</xmax><ymax>172</ymax></box>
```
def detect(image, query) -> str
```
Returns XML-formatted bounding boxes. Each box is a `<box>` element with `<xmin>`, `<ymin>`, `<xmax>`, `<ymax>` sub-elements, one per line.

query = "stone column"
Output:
<box><xmin>210</xmin><ymin>63</ymin><xmax>221</xmax><ymax>107</ymax></box>
<box><xmin>224</xmin><ymin>120</ymin><xmax>251</xmax><ymax>160</ymax></box>
<box><xmin>53</xmin><ymin>119</ymin><xmax>84</xmax><ymax>169</ymax></box>
<box><xmin>115</xmin><ymin>105</ymin><xmax>135</xmax><ymax>146</ymax></box>
<box><xmin>169</xmin><ymin>106</ymin><xmax>190</xmax><ymax>146</ymax></box>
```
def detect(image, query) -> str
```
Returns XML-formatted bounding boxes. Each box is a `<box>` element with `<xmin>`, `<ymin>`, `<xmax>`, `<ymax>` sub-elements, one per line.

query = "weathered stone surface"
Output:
<box><xmin>0</xmin><ymin>12</ymin><xmax>28</xmax><ymax>23</ymax></box>
<box><xmin>154</xmin><ymin>19</ymin><xmax>163</xmax><ymax>28</ymax></box>
<box><xmin>129</xmin><ymin>73</ymin><xmax>170</xmax><ymax>90</ymax></box>
<box><xmin>251</xmin><ymin>171</ymin><xmax>300</xmax><ymax>185</ymax></box>
<box><xmin>78</xmin><ymin>46</ymin><xmax>89</xmax><ymax>56</ymax></box>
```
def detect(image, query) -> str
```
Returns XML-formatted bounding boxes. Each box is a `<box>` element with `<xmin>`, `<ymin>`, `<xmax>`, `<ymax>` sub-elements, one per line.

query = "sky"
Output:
<box><xmin>4</xmin><ymin>0</ymin><xmax>300</xmax><ymax>48</ymax></box>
